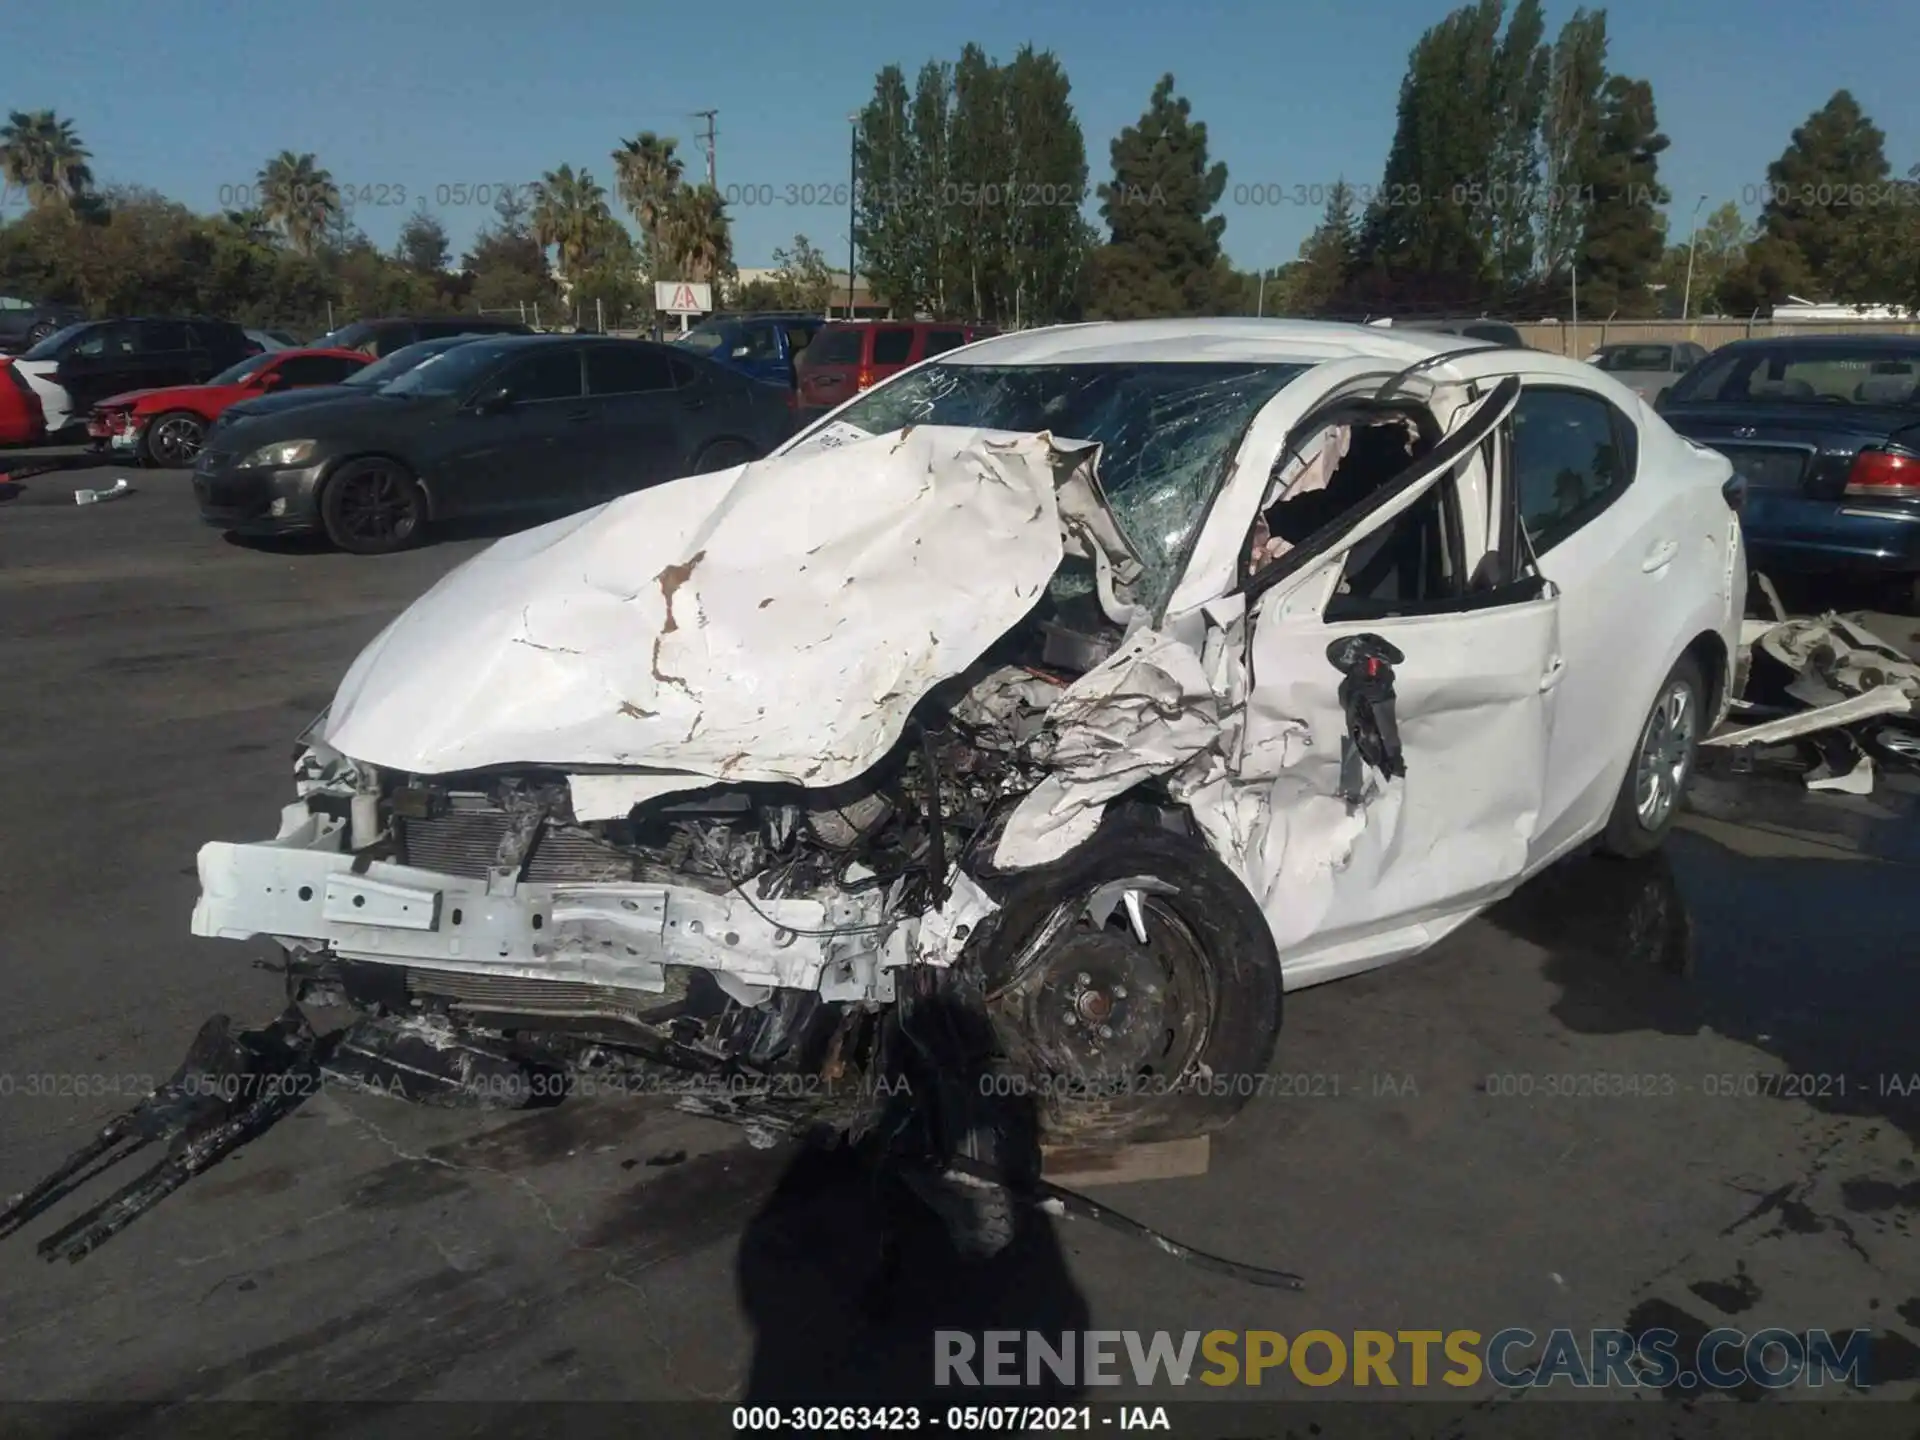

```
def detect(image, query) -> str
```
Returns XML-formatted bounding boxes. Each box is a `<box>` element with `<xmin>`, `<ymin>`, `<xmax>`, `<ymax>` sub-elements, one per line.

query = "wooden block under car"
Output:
<box><xmin>1040</xmin><ymin>1135</ymin><xmax>1211</xmax><ymax>1188</ymax></box>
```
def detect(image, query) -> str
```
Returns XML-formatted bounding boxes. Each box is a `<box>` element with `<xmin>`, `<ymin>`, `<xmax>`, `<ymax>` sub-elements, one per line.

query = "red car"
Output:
<box><xmin>795</xmin><ymin>320</ymin><xmax>997</xmax><ymax>422</ymax></box>
<box><xmin>0</xmin><ymin>360</ymin><xmax>48</xmax><ymax>446</ymax></box>
<box><xmin>89</xmin><ymin>347</ymin><xmax>371</xmax><ymax>467</ymax></box>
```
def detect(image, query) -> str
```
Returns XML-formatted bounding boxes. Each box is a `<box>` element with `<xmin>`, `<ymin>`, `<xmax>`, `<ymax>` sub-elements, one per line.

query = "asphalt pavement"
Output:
<box><xmin>1</xmin><ymin>459</ymin><xmax>1917</xmax><ymax>1429</ymax></box>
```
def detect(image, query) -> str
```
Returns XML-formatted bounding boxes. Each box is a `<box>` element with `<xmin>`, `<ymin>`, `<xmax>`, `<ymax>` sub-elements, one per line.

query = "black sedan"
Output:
<box><xmin>194</xmin><ymin>336</ymin><xmax>793</xmax><ymax>554</ymax></box>
<box><xmin>1657</xmin><ymin>335</ymin><xmax>1920</xmax><ymax>610</ymax></box>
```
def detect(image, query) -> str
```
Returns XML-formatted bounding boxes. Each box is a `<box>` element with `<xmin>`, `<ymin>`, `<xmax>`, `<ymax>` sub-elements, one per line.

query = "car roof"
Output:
<box><xmin>1711</xmin><ymin>332</ymin><xmax>1920</xmax><ymax>353</ymax></box>
<box><xmin>946</xmin><ymin>317</ymin><xmax>1506</xmax><ymax>367</ymax></box>
<box><xmin>268</xmin><ymin>347</ymin><xmax>372</xmax><ymax>362</ymax></box>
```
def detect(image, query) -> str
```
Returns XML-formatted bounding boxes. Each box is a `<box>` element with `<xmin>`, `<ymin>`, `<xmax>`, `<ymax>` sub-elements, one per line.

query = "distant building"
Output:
<box><xmin>1772</xmin><ymin>295</ymin><xmax>1917</xmax><ymax>323</ymax></box>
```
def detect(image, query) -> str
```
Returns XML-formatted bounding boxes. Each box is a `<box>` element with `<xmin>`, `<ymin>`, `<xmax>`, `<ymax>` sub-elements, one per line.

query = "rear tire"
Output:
<box><xmin>1600</xmin><ymin>654</ymin><xmax>1705</xmax><ymax>859</ymax></box>
<box><xmin>692</xmin><ymin>438</ymin><xmax>755</xmax><ymax>474</ymax></box>
<box><xmin>972</xmin><ymin>812</ymin><xmax>1283</xmax><ymax>1144</ymax></box>
<box><xmin>320</xmin><ymin>458</ymin><xmax>425</xmax><ymax>555</ymax></box>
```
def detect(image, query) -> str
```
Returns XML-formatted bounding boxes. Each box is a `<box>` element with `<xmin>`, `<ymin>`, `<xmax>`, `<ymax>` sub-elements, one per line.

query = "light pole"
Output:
<box><xmin>846</xmin><ymin>113</ymin><xmax>858</xmax><ymax>319</ymax></box>
<box><xmin>1680</xmin><ymin>193</ymin><xmax>1709</xmax><ymax>322</ymax></box>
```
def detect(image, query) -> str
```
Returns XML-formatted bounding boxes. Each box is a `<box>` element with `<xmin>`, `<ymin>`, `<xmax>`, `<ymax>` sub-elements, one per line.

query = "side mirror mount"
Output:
<box><xmin>731</xmin><ymin>345</ymin><xmax>750</xmax><ymax>359</ymax></box>
<box><xmin>474</xmin><ymin>386</ymin><xmax>514</xmax><ymax>414</ymax></box>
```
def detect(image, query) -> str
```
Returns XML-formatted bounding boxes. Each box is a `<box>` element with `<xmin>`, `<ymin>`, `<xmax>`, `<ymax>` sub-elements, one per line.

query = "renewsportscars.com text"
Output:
<box><xmin>935</xmin><ymin>1327</ymin><xmax>1878</xmax><ymax>1391</ymax></box>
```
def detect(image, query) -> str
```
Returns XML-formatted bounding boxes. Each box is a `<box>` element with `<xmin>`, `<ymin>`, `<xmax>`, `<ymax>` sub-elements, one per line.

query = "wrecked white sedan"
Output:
<box><xmin>185</xmin><ymin>319</ymin><xmax>1745</xmax><ymax>1148</ymax></box>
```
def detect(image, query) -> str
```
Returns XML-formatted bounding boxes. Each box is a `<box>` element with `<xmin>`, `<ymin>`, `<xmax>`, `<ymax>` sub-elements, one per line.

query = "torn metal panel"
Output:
<box><xmin>322</xmin><ymin>427</ymin><xmax>1126</xmax><ymax>784</ymax></box>
<box><xmin>993</xmin><ymin>629</ymin><xmax>1225</xmax><ymax>869</ymax></box>
<box><xmin>1702</xmin><ymin>683</ymin><xmax>1914</xmax><ymax>748</ymax></box>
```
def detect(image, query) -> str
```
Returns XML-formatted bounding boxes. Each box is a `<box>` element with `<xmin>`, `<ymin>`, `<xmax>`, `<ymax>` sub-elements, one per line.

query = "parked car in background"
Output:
<box><xmin>0</xmin><ymin>295</ymin><xmax>87</xmax><ymax>355</ymax></box>
<box><xmin>312</xmin><ymin>316</ymin><xmax>534</xmax><ymax>358</ymax></box>
<box><xmin>1378</xmin><ymin>316</ymin><xmax>1529</xmax><ymax>348</ymax></box>
<box><xmin>3</xmin><ymin>318</ymin><xmax>259</xmax><ymax>439</ymax></box>
<box><xmin>209</xmin><ymin>334</ymin><xmax>491</xmax><ymax>442</ymax></box>
<box><xmin>194</xmin><ymin>336</ymin><xmax>793</xmax><ymax>553</ymax></box>
<box><xmin>1588</xmin><ymin>341</ymin><xmax>1709</xmax><ymax>404</ymax></box>
<box><xmin>795</xmin><ymin>319</ymin><xmax>997</xmax><ymax>421</ymax></box>
<box><xmin>88</xmin><ymin>348</ymin><xmax>371</xmax><ymax>467</ymax></box>
<box><xmin>676</xmin><ymin>312</ymin><xmax>825</xmax><ymax>390</ymax></box>
<box><xmin>1658</xmin><ymin>334</ymin><xmax>1920</xmax><ymax>610</ymax></box>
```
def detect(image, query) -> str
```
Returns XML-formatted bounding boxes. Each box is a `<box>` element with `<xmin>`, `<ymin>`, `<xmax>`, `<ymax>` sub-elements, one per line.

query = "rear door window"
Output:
<box><xmin>135</xmin><ymin>322</ymin><xmax>190</xmax><ymax>354</ymax></box>
<box><xmin>805</xmin><ymin>327</ymin><xmax>865</xmax><ymax>366</ymax></box>
<box><xmin>871</xmin><ymin>328</ymin><xmax>914</xmax><ymax>365</ymax></box>
<box><xmin>1671</xmin><ymin>346</ymin><xmax>1920</xmax><ymax>406</ymax></box>
<box><xmin>923</xmin><ymin>328</ymin><xmax>968</xmax><ymax>357</ymax></box>
<box><xmin>586</xmin><ymin>346</ymin><xmax>676</xmax><ymax>396</ymax></box>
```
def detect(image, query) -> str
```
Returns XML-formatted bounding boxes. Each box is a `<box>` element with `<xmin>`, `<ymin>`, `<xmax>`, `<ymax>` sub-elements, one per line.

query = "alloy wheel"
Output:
<box><xmin>1633</xmin><ymin>679</ymin><xmax>1697</xmax><ymax>830</ymax></box>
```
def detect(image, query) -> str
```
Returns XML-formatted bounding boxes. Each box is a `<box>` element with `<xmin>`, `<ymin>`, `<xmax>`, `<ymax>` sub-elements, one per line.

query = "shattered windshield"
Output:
<box><xmin>825</xmin><ymin>361</ymin><xmax>1309</xmax><ymax>613</ymax></box>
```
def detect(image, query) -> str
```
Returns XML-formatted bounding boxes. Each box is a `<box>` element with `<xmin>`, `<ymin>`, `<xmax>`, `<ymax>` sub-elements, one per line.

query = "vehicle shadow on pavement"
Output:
<box><xmin>734</xmin><ymin>996</ymin><xmax>1093</xmax><ymax>1408</ymax></box>
<box><xmin>0</xmin><ymin>449</ymin><xmax>125</xmax><ymax>503</ymax></box>
<box><xmin>219</xmin><ymin>509</ymin><xmax>576</xmax><ymax>555</ymax></box>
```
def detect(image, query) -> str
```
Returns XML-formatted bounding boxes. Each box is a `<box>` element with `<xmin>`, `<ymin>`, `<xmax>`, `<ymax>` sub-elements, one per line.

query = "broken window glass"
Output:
<box><xmin>827</xmin><ymin>361</ymin><xmax>1309</xmax><ymax>614</ymax></box>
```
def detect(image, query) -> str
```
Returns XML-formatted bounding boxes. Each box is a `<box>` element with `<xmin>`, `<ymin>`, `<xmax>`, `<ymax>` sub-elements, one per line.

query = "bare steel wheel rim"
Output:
<box><xmin>336</xmin><ymin>467</ymin><xmax>419</xmax><ymax>546</ymax></box>
<box><xmin>152</xmin><ymin>416</ymin><xmax>204</xmax><ymax>465</ymax></box>
<box><xmin>992</xmin><ymin>884</ymin><xmax>1216</xmax><ymax>1100</ymax></box>
<box><xmin>1633</xmin><ymin>679</ymin><xmax>1696</xmax><ymax>830</ymax></box>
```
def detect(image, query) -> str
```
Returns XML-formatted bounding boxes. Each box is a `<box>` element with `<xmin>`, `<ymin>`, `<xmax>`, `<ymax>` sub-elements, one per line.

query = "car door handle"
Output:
<box><xmin>1540</xmin><ymin>655</ymin><xmax>1567</xmax><ymax>693</ymax></box>
<box><xmin>564</xmin><ymin>409</ymin><xmax>592</xmax><ymax>423</ymax></box>
<box><xmin>683</xmin><ymin>397</ymin><xmax>708</xmax><ymax>412</ymax></box>
<box><xmin>1641</xmin><ymin>539</ymin><xmax>1679</xmax><ymax>573</ymax></box>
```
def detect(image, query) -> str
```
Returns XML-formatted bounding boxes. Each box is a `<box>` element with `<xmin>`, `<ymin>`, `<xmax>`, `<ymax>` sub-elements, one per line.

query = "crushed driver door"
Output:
<box><xmin>1228</xmin><ymin>376</ymin><xmax>1561</xmax><ymax>984</ymax></box>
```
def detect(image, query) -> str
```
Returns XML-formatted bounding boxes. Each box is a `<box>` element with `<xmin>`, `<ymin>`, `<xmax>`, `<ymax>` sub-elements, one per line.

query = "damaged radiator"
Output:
<box><xmin>397</xmin><ymin>808</ymin><xmax>636</xmax><ymax>883</ymax></box>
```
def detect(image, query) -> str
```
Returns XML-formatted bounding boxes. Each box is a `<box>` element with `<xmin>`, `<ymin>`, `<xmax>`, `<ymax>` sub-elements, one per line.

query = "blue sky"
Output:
<box><xmin>5</xmin><ymin>0</ymin><xmax>1916</xmax><ymax>271</ymax></box>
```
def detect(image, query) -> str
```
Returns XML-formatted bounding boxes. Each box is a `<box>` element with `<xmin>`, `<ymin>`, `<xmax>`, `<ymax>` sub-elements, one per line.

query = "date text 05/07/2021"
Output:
<box><xmin>730</xmin><ymin>1404</ymin><xmax>1169</xmax><ymax>1432</ymax></box>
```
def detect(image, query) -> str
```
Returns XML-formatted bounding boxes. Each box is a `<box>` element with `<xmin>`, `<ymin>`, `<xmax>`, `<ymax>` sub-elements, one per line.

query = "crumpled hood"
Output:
<box><xmin>323</xmin><ymin>425</ymin><xmax>1139</xmax><ymax>786</ymax></box>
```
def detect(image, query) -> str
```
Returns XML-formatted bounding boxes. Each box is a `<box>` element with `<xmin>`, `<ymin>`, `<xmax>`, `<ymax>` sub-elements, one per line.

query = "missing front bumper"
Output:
<box><xmin>190</xmin><ymin>803</ymin><xmax>990</xmax><ymax>1004</ymax></box>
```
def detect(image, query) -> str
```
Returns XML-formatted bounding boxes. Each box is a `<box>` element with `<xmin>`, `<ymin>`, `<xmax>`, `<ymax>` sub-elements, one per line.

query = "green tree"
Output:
<box><xmin>1652</xmin><ymin>201</ymin><xmax>1749</xmax><ymax>316</ymax></box>
<box><xmin>256</xmin><ymin>151</ymin><xmax>339</xmax><ymax>255</ymax></box>
<box><xmin>660</xmin><ymin>183</ymin><xmax>733</xmax><ymax>284</ymax></box>
<box><xmin>1000</xmin><ymin>45</ymin><xmax>1091</xmax><ymax>325</ymax></box>
<box><xmin>396</xmin><ymin>202</ymin><xmax>451</xmax><ymax>275</ymax></box>
<box><xmin>908</xmin><ymin>60</ymin><xmax>955</xmax><ymax>316</ymax></box>
<box><xmin>612</xmin><ymin>131</ymin><xmax>685</xmax><ymax>280</ymax></box>
<box><xmin>1754</xmin><ymin>90</ymin><xmax>1894</xmax><ymax>302</ymax></box>
<box><xmin>855</xmin><ymin>65</ymin><xmax>920</xmax><ymax>315</ymax></box>
<box><xmin>1573</xmin><ymin>75</ymin><xmax>1669</xmax><ymax>315</ymax></box>
<box><xmin>1482</xmin><ymin>0</ymin><xmax>1549</xmax><ymax>285</ymax></box>
<box><xmin>1353</xmin><ymin>0</ymin><xmax>1506</xmax><ymax>304</ymax></box>
<box><xmin>462</xmin><ymin>222</ymin><xmax>559</xmax><ymax>317</ymax></box>
<box><xmin>1285</xmin><ymin>181</ymin><xmax>1360</xmax><ymax>314</ymax></box>
<box><xmin>0</xmin><ymin>110</ymin><xmax>95</xmax><ymax>213</ymax></box>
<box><xmin>531</xmin><ymin>164</ymin><xmax>615</xmax><ymax>280</ymax></box>
<box><xmin>1087</xmin><ymin>74</ymin><xmax>1229</xmax><ymax>319</ymax></box>
<box><xmin>770</xmin><ymin>234</ymin><xmax>834</xmax><ymax>311</ymax></box>
<box><xmin>1537</xmin><ymin>9</ymin><xmax>1608</xmax><ymax>284</ymax></box>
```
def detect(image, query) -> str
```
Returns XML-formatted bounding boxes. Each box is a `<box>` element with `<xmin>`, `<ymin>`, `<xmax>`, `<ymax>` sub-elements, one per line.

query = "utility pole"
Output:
<box><xmin>693</xmin><ymin>110</ymin><xmax>718</xmax><ymax>190</ymax></box>
<box><xmin>847</xmin><ymin>113</ymin><xmax>859</xmax><ymax>318</ymax></box>
<box><xmin>1680</xmin><ymin>193</ymin><xmax>1708</xmax><ymax>322</ymax></box>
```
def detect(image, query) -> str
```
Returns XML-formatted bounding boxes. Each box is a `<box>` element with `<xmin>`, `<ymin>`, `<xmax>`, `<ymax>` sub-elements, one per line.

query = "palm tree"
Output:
<box><xmin>612</xmin><ymin>132</ymin><xmax>684</xmax><ymax>275</ymax></box>
<box><xmin>0</xmin><ymin>109</ymin><xmax>95</xmax><ymax>212</ymax></box>
<box><xmin>660</xmin><ymin>184</ymin><xmax>733</xmax><ymax>284</ymax></box>
<box><xmin>255</xmin><ymin>151</ymin><xmax>339</xmax><ymax>254</ymax></box>
<box><xmin>531</xmin><ymin>165</ymin><xmax>616</xmax><ymax>281</ymax></box>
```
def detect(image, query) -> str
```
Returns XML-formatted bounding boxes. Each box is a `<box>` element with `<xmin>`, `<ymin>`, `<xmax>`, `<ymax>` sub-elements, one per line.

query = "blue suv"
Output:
<box><xmin>675</xmin><ymin>313</ymin><xmax>824</xmax><ymax>390</ymax></box>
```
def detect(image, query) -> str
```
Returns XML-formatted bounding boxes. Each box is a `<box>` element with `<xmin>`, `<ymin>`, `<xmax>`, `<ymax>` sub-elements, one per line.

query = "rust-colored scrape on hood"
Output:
<box><xmin>657</xmin><ymin>550</ymin><xmax>707</xmax><ymax>635</ymax></box>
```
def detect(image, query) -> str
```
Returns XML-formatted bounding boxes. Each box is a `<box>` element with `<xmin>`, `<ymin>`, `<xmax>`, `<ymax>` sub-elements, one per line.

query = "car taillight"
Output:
<box><xmin>1845</xmin><ymin>451</ymin><xmax>1920</xmax><ymax>499</ymax></box>
<box><xmin>856</xmin><ymin>366</ymin><xmax>874</xmax><ymax>391</ymax></box>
